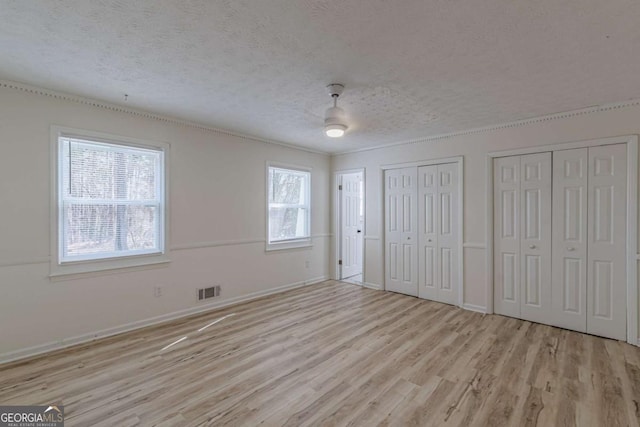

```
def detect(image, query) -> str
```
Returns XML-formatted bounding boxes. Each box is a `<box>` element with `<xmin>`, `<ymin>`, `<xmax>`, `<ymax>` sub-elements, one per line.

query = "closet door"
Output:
<box><xmin>493</xmin><ymin>156</ymin><xmax>521</xmax><ymax>318</ymax></box>
<box><xmin>587</xmin><ymin>144</ymin><xmax>627</xmax><ymax>340</ymax></box>
<box><xmin>418</xmin><ymin>165</ymin><xmax>438</xmax><ymax>301</ymax></box>
<box><xmin>552</xmin><ymin>148</ymin><xmax>588</xmax><ymax>332</ymax></box>
<box><xmin>519</xmin><ymin>152</ymin><xmax>552</xmax><ymax>324</ymax></box>
<box><xmin>418</xmin><ymin>163</ymin><xmax>459</xmax><ymax>305</ymax></box>
<box><xmin>385</xmin><ymin>168</ymin><xmax>418</xmax><ymax>296</ymax></box>
<box><xmin>436</xmin><ymin>163</ymin><xmax>459</xmax><ymax>305</ymax></box>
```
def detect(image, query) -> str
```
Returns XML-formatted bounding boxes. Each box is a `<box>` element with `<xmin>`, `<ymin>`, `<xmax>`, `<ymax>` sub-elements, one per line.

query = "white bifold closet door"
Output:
<box><xmin>494</xmin><ymin>152</ymin><xmax>552</xmax><ymax>325</ymax></box>
<box><xmin>586</xmin><ymin>144</ymin><xmax>627</xmax><ymax>340</ymax></box>
<box><xmin>418</xmin><ymin>163</ymin><xmax>459</xmax><ymax>305</ymax></box>
<box><xmin>496</xmin><ymin>144</ymin><xmax>627</xmax><ymax>340</ymax></box>
<box><xmin>551</xmin><ymin>148</ymin><xmax>589</xmax><ymax>332</ymax></box>
<box><xmin>551</xmin><ymin>145</ymin><xmax>627</xmax><ymax>339</ymax></box>
<box><xmin>385</xmin><ymin>167</ymin><xmax>418</xmax><ymax>296</ymax></box>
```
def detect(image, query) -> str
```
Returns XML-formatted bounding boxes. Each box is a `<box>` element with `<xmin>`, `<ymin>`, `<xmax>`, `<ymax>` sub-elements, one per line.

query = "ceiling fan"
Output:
<box><xmin>324</xmin><ymin>83</ymin><xmax>348</xmax><ymax>138</ymax></box>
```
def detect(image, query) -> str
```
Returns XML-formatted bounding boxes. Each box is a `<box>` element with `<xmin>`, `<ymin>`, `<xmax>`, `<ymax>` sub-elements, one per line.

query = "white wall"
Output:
<box><xmin>331</xmin><ymin>102</ymin><xmax>640</xmax><ymax>340</ymax></box>
<box><xmin>0</xmin><ymin>84</ymin><xmax>330</xmax><ymax>361</ymax></box>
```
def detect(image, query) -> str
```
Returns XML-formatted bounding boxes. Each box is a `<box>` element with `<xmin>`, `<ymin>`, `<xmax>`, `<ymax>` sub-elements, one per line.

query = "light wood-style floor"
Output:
<box><xmin>1</xmin><ymin>281</ymin><xmax>639</xmax><ymax>426</ymax></box>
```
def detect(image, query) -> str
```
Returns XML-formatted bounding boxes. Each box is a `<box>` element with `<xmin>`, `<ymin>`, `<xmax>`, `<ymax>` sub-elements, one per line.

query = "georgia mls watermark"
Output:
<box><xmin>0</xmin><ymin>405</ymin><xmax>64</xmax><ymax>427</ymax></box>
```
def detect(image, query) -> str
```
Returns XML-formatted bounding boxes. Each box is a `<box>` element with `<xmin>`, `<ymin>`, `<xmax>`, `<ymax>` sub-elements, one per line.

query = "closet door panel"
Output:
<box><xmin>552</xmin><ymin>148</ymin><xmax>588</xmax><ymax>332</ymax></box>
<box><xmin>436</xmin><ymin>163</ymin><xmax>458</xmax><ymax>305</ymax></box>
<box><xmin>385</xmin><ymin>168</ymin><xmax>418</xmax><ymax>296</ymax></box>
<box><xmin>494</xmin><ymin>156</ymin><xmax>521</xmax><ymax>317</ymax></box>
<box><xmin>519</xmin><ymin>152</ymin><xmax>552</xmax><ymax>324</ymax></box>
<box><xmin>418</xmin><ymin>165</ymin><xmax>438</xmax><ymax>300</ymax></box>
<box><xmin>587</xmin><ymin>144</ymin><xmax>626</xmax><ymax>340</ymax></box>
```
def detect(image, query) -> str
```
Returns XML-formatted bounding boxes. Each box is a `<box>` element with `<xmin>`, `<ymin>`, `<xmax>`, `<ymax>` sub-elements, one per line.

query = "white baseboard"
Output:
<box><xmin>462</xmin><ymin>303</ymin><xmax>487</xmax><ymax>314</ymax></box>
<box><xmin>363</xmin><ymin>282</ymin><xmax>382</xmax><ymax>291</ymax></box>
<box><xmin>0</xmin><ymin>275</ymin><xmax>328</xmax><ymax>365</ymax></box>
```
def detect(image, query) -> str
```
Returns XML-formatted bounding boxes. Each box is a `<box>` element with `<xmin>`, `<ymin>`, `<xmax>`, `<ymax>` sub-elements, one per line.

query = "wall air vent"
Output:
<box><xmin>197</xmin><ymin>285</ymin><xmax>221</xmax><ymax>301</ymax></box>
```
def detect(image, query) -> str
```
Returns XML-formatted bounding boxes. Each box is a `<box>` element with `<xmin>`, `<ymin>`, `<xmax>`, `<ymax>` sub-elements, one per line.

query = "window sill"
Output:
<box><xmin>265</xmin><ymin>239</ymin><xmax>312</xmax><ymax>252</ymax></box>
<box><xmin>50</xmin><ymin>254</ymin><xmax>171</xmax><ymax>281</ymax></box>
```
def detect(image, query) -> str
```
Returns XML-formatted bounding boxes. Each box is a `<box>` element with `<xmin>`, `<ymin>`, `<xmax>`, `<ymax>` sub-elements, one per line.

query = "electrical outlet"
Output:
<box><xmin>153</xmin><ymin>286</ymin><xmax>163</xmax><ymax>298</ymax></box>
<box><xmin>305</xmin><ymin>260</ymin><xmax>310</xmax><ymax>268</ymax></box>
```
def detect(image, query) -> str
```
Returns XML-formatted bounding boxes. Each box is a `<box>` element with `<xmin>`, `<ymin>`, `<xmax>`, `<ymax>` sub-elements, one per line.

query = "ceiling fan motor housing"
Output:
<box><xmin>325</xmin><ymin>106</ymin><xmax>347</xmax><ymax>126</ymax></box>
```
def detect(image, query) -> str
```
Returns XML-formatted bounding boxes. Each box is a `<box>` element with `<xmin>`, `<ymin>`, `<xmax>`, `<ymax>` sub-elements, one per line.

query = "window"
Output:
<box><xmin>53</xmin><ymin>129</ymin><xmax>167</xmax><ymax>274</ymax></box>
<box><xmin>267</xmin><ymin>165</ymin><xmax>311</xmax><ymax>250</ymax></box>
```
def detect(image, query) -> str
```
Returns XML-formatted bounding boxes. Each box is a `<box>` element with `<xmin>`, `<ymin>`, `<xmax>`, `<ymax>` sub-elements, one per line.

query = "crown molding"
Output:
<box><xmin>6</xmin><ymin>79</ymin><xmax>640</xmax><ymax>158</ymax></box>
<box><xmin>0</xmin><ymin>79</ymin><xmax>329</xmax><ymax>156</ymax></box>
<box><xmin>334</xmin><ymin>99</ymin><xmax>640</xmax><ymax>156</ymax></box>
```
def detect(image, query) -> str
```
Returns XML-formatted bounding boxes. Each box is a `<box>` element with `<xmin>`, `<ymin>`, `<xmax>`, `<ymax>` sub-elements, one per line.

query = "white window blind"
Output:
<box><xmin>58</xmin><ymin>136</ymin><xmax>164</xmax><ymax>263</ymax></box>
<box><xmin>267</xmin><ymin>166</ymin><xmax>310</xmax><ymax>245</ymax></box>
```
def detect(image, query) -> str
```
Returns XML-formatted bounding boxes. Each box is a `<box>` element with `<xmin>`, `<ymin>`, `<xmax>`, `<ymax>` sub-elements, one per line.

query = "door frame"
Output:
<box><xmin>381</xmin><ymin>156</ymin><xmax>465</xmax><ymax>307</ymax></box>
<box><xmin>486</xmin><ymin>135</ymin><xmax>638</xmax><ymax>346</ymax></box>
<box><xmin>334</xmin><ymin>168</ymin><xmax>366</xmax><ymax>285</ymax></box>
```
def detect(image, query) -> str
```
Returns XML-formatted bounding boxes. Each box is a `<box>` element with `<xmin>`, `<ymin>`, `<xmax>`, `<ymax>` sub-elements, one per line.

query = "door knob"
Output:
<box><xmin>357</xmin><ymin>230</ymin><xmax>362</xmax><ymax>233</ymax></box>
<box><xmin>407</xmin><ymin>237</ymin><xmax>411</xmax><ymax>240</ymax></box>
<box><xmin>427</xmin><ymin>238</ymin><xmax>432</xmax><ymax>242</ymax></box>
<box><xmin>567</xmin><ymin>247</ymin><xmax>575</xmax><ymax>251</ymax></box>
<box><xmin>529</xmin><ymin>245</ymin><xmax>536</xmax><ymax>249</ymax></box>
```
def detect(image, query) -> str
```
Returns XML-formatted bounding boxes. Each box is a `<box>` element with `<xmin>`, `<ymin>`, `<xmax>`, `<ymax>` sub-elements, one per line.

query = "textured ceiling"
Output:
<box><xmin>1</xmin><ymin>0</ymin><xmax>640</xmax><ymax>153</ymax></box>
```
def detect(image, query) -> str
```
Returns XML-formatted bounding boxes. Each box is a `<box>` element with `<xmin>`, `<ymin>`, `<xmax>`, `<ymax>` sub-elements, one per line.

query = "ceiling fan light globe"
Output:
<box><xmin>325</xmin><ymin>124</ymin><xmax>347</xmax><ymax>138</ymax></box>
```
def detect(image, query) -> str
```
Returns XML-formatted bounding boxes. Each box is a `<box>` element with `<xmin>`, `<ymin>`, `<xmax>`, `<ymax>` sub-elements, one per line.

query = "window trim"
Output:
<box><xmin>265</xmin><ymin>162</ymin><xmax>312</xmax><ymax>251</ymax></box>
<box><xmin>50</xmin><ymin>126</ymin><xmax>170</xmax><ymax>278</ymax></box>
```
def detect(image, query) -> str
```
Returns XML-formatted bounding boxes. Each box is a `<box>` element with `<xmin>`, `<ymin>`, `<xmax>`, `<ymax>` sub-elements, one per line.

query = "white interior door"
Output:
<box><xmin>552</xmin><ymin>148</ymin><xmax>588</xmax><ymax>332</ymax></box>
<box><xmin>494</xmin><ymin>153</ymin><xmax>551</xmax><ymax>320</ymax></box>
<box><xmin>385</xmin><ymin>167</ymin><xmax>418</xmax><ymax>296</ymax></box>
<box><xmin>435</xmin><ymin>163</ymin><xmax>458</xmax><ymax>305</ymax></box>
<box><xmin>519</xmin><ymin>152</ymin><xmax>552</xmax><ymax>324</ymax></box>
<box><xmin>418</xmin><ymin>164</ymin><xmax>459</xmax><ymax>304</ymax></box>
<box><xmin>493</xmin><ymin>156</ymin><xmax>521</xmax><ymax>318</ymax></box>
<box><xmin>341</xmin><ymin>172</ymin><xmax>363</xmax><ymax>279</ymax></box>
<box><xmin>418</xmin><ymin>165</ymin><xmax>438</xmax><ymax>301</ymax></box>
<box><xmin>587</xmin><ymin>144</ymin><xmax>627</xmax><ymax>340</ymax></box>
